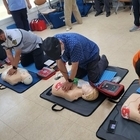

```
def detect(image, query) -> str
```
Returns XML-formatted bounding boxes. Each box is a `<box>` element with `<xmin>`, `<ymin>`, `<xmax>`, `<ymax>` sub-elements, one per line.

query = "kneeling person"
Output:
<box><xmin>0</xmin><ymin>28</ymin><xmax>45</xmax><ymax>75</ymax></box>
<box><xmin>42</xmin><ymin>33</ymin><xmax>109</xmax><ymax>91</ymax></box>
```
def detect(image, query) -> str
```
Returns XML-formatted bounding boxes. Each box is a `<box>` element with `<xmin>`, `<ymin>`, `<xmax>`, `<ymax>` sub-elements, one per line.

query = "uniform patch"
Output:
<box><xmin>12</xmin><ymin>40</ymin><xmax>17</xmax><ymax>45</ymax></box>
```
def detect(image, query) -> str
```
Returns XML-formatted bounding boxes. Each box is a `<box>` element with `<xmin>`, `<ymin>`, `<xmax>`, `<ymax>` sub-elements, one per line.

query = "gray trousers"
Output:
<box><xmin>76</xmin><ymin>55</ymin><xmax>109</xmax><ymax>83</ymax></box>
<box><xmin>94</xmin><ymin>0</ymin><xmax>110</xmax><ymax>13</ymax></box>
<box><xmin>132</xmin><ymin>0</ymin><xmax>140</xmax><ymax>26</ymax></box>
<box><xmin>0</xmin><ymin>45</ymin><xmax>6</xmax><ymax>61</ymax></box>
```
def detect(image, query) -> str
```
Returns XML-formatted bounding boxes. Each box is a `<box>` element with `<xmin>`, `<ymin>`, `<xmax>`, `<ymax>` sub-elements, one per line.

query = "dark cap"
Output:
<box><xmin>42</xmin><ymin>37</ymin><xmax>61</xmax><ymax>60</ymax></box>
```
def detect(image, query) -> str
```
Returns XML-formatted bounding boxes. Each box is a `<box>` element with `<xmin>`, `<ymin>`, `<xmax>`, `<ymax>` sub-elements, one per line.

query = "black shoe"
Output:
<box><xmin>101</xmin><ymin>55</ymin><xmax>109</xmax><ymax>65</ymax></box>
<box><xmin>106</xmin><ymin>12</ymin><xmax>111</xmax><ymax>17</ymax></box>
<box><xmin>95</xmin><ymin>11</ymin><xmax>103</xmax><ymax>17</ymax></box>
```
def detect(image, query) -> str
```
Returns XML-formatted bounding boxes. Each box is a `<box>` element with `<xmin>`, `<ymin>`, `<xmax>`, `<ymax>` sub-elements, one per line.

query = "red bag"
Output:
<box><xmin>37</xmin><ymin>67</ymin><xmax>56</xmax><ymax>80</ymax></box>
<box><xmin>96</xmin><ymin>81</ymin><xmax>124</xmax><ymax>100</ymax></box>
<box><xmin>30</xmin><ymin>19</ymin><xmax>34</xmax><ymax>31</ymax></box>
<box><xmin>30</xmin><ymin>19</ymin><xmax>36</xmax><ymax>31</ymax></box>
<box><xmin>30</xmin><ymin>19</ymin><xmax>47</xmax><ymax>31</ymax></box>
<box><xmin>36</xmin><ymin>20</ymin><xmax>47</xmax><ymax>31</ymax></box>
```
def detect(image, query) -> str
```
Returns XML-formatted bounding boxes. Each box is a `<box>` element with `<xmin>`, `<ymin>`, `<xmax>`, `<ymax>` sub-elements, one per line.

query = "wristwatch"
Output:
<box><xmin>13</xmin><ymin>66</ymin><xmax>17</xmax><ymax>70</ymax></box>
<box><xmin>67</xmin><ymin>78</ymin><xmax>74</xmax><ymax>83</ymax></box>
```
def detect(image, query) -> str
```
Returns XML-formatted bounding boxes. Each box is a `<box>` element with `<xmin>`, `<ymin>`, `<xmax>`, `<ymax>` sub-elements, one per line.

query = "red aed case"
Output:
<box><xmin>97</xmin><ymin>81</ymin><xmax>124</xmax><ymax>99</ymax></box>
<box><xmin>30</xmin><ymin>19</ymin><xmax>47</xmax><ymax>31</ymax></box>
<box><xmin>94</xmin><ymin>81</ymin><xmax>125</xmax><ymax>100</ymax></box>
<box><xmin>37</xmin><ymin>67</ymin><xmax>56</xmax><ymax>80</ymax></box>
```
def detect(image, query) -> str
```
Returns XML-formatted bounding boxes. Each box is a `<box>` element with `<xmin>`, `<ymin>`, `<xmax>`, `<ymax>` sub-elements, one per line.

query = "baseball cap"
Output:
<box><xmin>42</xmin><ymin>37</ymin><xmax>61</xmax><ymax>60</ymax></box>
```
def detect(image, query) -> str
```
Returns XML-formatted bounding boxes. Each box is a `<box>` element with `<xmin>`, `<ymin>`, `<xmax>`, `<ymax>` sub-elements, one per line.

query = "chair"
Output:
<box><xmin>34</xmin><ymin>0</ymin><xmax>56</xmax><ymax>28</ymax></box>
<box><xmin>84</xmin><ymin>0</ymin><xmax>95</xmax><ymax>9</ymax></box>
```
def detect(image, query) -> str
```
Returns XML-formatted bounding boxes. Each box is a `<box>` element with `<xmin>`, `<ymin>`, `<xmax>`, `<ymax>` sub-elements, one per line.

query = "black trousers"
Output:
<box><xmin>132</xmin><ymin>0</ymin><xmax>140</xmax><ymax>26</ymax></box>
<box><xmin>20</xmin><ymin>48</ymin><xmax>45</xmax><ymax>70</ymax></box>
<box><xmin>10</xmin><ymin>8</ymin><xmax>30</xmax><ymax>31</ymax></box>
<box><xmin>75</xmin><ymin>55</ymin><xmax>108</xmax><ymax>83</ymax></box>
<box><xmin>94</xmin><ymin>0</ymin><xmax>110</xmax><ymax>13</ymax></box>
<box><xmin>0</xmin><ymin>45</ymin><xmax>6</xmax><ymax>61</ymax></box>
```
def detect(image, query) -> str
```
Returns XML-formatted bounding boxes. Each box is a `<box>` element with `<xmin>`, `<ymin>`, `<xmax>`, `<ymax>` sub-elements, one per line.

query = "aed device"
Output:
<box><xmin>97</xmin><ymin>81</ymin><xmax>125</xmax><ymax>100</ymax></box>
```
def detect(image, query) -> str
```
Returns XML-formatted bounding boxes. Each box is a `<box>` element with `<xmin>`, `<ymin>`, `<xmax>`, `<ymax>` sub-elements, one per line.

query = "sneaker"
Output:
<box><xmin>106</xmin><ymin>12</ymin><xmax>111</xmax><ymax>17</ymax></box>
<box><xmin>66</xmin><ymin>27</ymin><xmax>72</xmax><ymax>31</ymax></box>
<box><xmin>129</xmin><ymin>25</ymin><xmax>140</xmax><ymax>32</ymax></box>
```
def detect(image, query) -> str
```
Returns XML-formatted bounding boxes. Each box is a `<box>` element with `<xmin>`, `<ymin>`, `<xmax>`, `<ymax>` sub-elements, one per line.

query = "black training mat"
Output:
<box><xmin>96</xmin><ymin>79</ymin><xmax>140</xmax><ymax>140</ymax></box>
<box><xmin>40</xmin><ymin>66</ymin><xmax>128</xmax><ymax>117</ymax></box>
<box><xmin>0</xmin><ymin>71</ymin><xmax>41</xmax><ymax>93</ymax></box>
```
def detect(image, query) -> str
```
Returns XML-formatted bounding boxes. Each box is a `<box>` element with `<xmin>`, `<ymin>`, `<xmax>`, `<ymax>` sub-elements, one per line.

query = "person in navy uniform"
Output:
<box><xmin>0</xmin><ymin>28</ymin><xmax>45</xmax><ymax>75</ymax></box>
<box><xmin>42</xmin><ymin>33</ymin><xmax>109</xmax><ymax>91</ymax></box>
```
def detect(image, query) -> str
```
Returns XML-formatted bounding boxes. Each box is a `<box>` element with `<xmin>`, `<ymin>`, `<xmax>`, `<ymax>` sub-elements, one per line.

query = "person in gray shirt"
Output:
<box><xmin>0</xmin><ymin>28</ymin><xmax>45</xmax><ymax>75</ymax></box>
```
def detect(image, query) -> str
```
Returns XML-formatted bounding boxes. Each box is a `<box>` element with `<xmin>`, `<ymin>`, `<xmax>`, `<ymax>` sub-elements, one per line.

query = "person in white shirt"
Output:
<box><xmin>0</xmin><ymin>28</ymin><xmax>45</xmax><ymax>75</ymax></box>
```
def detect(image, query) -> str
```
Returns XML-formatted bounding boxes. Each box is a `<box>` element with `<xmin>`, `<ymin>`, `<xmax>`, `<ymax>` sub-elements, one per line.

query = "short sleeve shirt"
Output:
<box><xmin>7</xmin><ymin>0</ymin><xmax>26</xmax><ymax>11</ymax></box>
<box><xmin>2</xmin><ymin>29</ymin><xmax>42</xmax><ymax>53</ymax></box>
<box><xmin>54</xmin><ymin>33</ymin><xmax>99</xmax><ymax>69</ymax></box>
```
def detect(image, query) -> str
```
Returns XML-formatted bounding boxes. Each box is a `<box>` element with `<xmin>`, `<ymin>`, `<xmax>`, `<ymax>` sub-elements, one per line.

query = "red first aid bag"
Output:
<box><xmin>97</xmin><ymin>81</ymin><xmax>124</xmax><ymax>100</ymax></box>
<box><xmin>36</xmin><ymin>19</ymin><xmax>47</xmax><ymax>31</ymax></box>
<box><xmin>30</xmin><ymin>19</ymin><xmax>47</xmax><ymax>31</ymax></box>
<box><xmin>90</xmin><ymin>80</ymin><xmax>124</xmax><ymax>100</ymax></box>
<box><xmin>30</xmin><ymin>19</ymin><xmax>36</xmax><ymax>31</ymax></box>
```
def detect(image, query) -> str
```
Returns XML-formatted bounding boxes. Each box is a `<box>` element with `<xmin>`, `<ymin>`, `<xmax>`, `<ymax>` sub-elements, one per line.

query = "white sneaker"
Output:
<box><xmin>66</xmin><ymin>27</ymin><xmax>72</xmax><ymax>31</ymax></box>
<box><xmin>129</xmin><ymin>25</ymin><xmax>140</xmax><ymax>32</ymax></box>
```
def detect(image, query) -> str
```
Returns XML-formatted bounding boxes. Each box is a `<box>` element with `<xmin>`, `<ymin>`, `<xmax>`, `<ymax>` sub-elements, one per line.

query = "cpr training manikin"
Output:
<box><xmin>1</xmin><ymin>67</ymin><xmax>33</xmax><ymax>85</ymax></box>
<box><xmin>51</xmin><ymin>77</ymin><xmax>99</xmax><ymax>102</ymax></box>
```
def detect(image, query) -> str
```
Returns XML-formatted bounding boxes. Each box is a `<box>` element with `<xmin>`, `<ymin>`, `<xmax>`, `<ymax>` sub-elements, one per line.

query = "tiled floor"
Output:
<box><xmin>0</xmin><ymin>8</ymin><xmax>139</xmax><ymax>140</ymax></box>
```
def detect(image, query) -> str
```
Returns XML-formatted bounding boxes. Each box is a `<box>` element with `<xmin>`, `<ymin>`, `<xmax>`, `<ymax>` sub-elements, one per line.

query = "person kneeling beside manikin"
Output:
<box><xmin>1</xmin><ymin>67</ymin><xmax>33</xmax><ymax>86</ymax></box>
<box><xmin>52</xmin><ymin>77</ymin><xmax>99</xmax><ymax>102</ymax></box>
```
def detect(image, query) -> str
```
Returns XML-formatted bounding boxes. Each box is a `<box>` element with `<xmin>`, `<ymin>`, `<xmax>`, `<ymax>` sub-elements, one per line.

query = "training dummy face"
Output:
<box><xmin>1</xmin><ymin>67</ymin><xmax>33</xmax><ymax>85</ymax></box>
<box><xmin>51</xmin><ymin>77</ymin><xmax>99</xmax><ymax>102</ymax></box>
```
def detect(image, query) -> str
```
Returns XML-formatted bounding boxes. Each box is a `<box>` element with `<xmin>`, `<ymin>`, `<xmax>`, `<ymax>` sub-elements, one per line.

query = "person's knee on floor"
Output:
<box><xmin>33</xmin><ymin>48</ymin><xmax>45</xmax><ymax>70</ymax></box>
<box><xmin>0</xmin><ymin>28</ymin><xmax>43</xmax><ymax>75</ymax></box>
<box><xmin>35</xmin><ymin>63</ymin><xmax>44</xmax><ymax>70</ymax></box>
<box><xmin>88</xmin><ymin>55</ymin><xmax>109</xmax><ymax>83</ymax></box>
<box><xmin>98</xmin><ymin>54</ymin><xmax>109</xmax><ymax>74</ymax></box>
<box><xmin>42</xmin><ymin>33</ymin><xmax>104</xmax><ymax>91</ymax></box>
<box><xmin>20</xmin><ymin>58</ymin><xmax>34</xmax><ymax>67</ymax></box>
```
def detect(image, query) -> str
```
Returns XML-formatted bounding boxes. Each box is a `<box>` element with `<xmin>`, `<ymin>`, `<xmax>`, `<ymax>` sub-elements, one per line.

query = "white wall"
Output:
<box><xmin>0</xmin><ymin>0</ymin><xmax>58</xmax><ymax>29</ymax></box>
